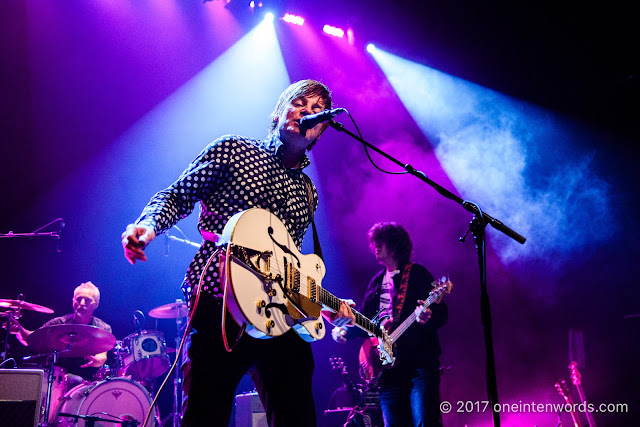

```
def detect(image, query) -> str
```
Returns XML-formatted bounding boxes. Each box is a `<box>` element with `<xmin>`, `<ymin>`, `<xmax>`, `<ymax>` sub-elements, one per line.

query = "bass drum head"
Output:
<box><xmin>56</xmin><ymin>378</ymin><xmax>156</xmax><ymax>426</ymax></box>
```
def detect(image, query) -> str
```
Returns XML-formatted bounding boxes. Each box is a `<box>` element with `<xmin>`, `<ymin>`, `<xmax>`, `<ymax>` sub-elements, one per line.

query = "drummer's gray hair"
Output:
<box><xmin>74</xmin><ymin>281</ymin><xmax>101</xmax><ymax>304</ymax></box>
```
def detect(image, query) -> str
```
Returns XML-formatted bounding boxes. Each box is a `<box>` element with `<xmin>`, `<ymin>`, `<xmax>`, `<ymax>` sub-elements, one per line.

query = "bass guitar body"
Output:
<box><xmin>359</xmin><ymin>336</ymin><xmax>391</xmax><ymax>386</ymax></box>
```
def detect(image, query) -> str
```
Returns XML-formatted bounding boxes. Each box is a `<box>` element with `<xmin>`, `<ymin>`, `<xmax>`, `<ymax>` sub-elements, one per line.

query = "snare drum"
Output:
<box><xmin>122</xmin><ymin>330</ymin><xmax>170</xmax><ymax>381</ymax></box>
<box><xmin>56</xmin><ymin>377</ymin><xmax>156</xmax><ymax>426</ymax></box>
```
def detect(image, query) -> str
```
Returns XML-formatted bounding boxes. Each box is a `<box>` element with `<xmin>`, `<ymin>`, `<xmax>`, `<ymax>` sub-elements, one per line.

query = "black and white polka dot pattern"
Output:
<box><xmin>135</xmin><ymin>134</ymin><xmax>317</xmax><ymax>300</ymax></box>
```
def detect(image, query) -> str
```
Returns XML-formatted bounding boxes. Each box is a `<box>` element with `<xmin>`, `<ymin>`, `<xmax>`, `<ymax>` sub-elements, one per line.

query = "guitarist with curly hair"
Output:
<box><xmin>332</xmin><ymin>222</ymin><xmax>448</xmax><ymax>427</ymax></box>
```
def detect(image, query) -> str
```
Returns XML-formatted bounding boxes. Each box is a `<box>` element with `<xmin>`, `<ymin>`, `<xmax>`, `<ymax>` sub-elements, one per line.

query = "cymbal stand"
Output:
<box><xmin>1</xmin><ymin>295</ymin><xmax>24</xmax><ymax>364</ymax></box>
<box><xmin>1</xmin><ymin>311</ymin><xmax>14</xmax><ymax>363</ymax></box>
<box><xmin>42</xmin><ymin>350</ymin><xmax>59</xmax><ymax>426</ymax></box>
<box><xmin>163</xmin><ymin>300</ymin><xmax>185</xmax><ymax>427</ymax></box>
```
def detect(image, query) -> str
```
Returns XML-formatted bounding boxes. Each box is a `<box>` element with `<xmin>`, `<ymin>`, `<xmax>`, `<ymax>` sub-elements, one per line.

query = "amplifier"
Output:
<box><xmin>0</xmin><ymin>369</ymin><xmax>43</xmax><ymax>427</ymax></box>
<box><xmin>235</xmin><ymin>392</ymin><xmax>267</xmax><ymax>427</ymax></box>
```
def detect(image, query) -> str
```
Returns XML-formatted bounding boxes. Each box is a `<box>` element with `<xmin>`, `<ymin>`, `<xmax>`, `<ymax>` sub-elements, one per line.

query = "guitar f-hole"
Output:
<box><xmin>264</xmin><ymin>302</ymin><xmax>289</xmax><ymax>318</ymax></box>
<box><xmin>268</xmin><ymin>226</ymin><xmax>301</xmax><ymax>268</ymax></box>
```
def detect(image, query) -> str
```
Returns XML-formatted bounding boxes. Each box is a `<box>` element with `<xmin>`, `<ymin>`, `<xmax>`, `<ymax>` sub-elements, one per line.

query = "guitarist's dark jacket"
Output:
<box><xmin>354</xmin><ymin>262</ymin><xmax>448</xmax><ymax>372</ymax></box>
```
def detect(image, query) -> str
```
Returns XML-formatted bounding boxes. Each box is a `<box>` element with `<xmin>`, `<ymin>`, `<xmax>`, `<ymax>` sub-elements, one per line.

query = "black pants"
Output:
<box><xmin>181</xmin><ymin>294</ymin><xmax>316</xmax><ymax>427</ymax></box>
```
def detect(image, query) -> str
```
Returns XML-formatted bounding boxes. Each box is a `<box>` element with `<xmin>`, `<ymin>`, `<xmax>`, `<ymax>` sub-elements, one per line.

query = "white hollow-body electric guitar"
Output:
<box><xmin>217</xmin><ymin>208</ymin><xmax>392</xmax><ymax>360</ymax></box>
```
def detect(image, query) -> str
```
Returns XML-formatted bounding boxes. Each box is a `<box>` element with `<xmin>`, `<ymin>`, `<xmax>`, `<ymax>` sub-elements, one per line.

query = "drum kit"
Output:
<box><xmin>1</xmin><ymin>297</ymin><xmax>189</xmax><ymax>427</ymax></box>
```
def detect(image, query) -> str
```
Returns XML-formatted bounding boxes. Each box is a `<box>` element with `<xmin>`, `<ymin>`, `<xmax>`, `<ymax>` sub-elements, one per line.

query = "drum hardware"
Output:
<box><xmin>94</xmin><ymin>340</ymin><xmax>127</xmax><ymax>381</ymax></box>
<box><xmin>25</xmin><ymin>324</ymin><xmax>116</xmax><ymax>425</ymax></box>
<box><xmin>57</xmin><ymin>412</ymin><xmax>140</xmax><ymax>427</ymax></box>
<box><xmin>148</xmin><ymin>301</ymin><xmax>188</xmax><ymax>319</ymax></box>
<box><xmin>122</xmin><ymin>330</ymin><xmax>171</xmax><ymax>382</ymax></box>
<box><xmin>20</xmin><ymin>350</ymin><xmax>67</xmax><ymax>426</ymax></box>
<box><xmin>149</xmin><ymin>299</ymin><xmax>187</xmax><ymax>427</ymax></box>
<box><xmin>1</xmin><ymin>294</ymin><xmax>54</xmax><ymax>363</ymax></box>
<box><xmin>56</xmin><ymin>377</ymin><xmax>156</xmax><ymax>426</ymax></box>
<box><xmin>26</xmin><ymin>324</ymin><xmax>117</xmax><ymax>358</ymax></box>
<box><xmin>0</xmin><ymin>297</ymin><xmax>55</xmax><ymax>314</ymax></box>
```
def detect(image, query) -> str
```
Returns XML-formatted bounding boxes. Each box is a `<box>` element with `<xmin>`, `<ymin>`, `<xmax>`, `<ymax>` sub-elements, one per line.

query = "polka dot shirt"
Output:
<box><xmin>135</xmin><ymin>134</ymin><xmax>318</xmax><ymax>301</ymax></box>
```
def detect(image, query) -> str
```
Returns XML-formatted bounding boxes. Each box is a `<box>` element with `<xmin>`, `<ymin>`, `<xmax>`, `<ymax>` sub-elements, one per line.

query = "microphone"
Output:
<box><xmin>165</xmin><ymin>233</ymin><xmax>170</xmax><ymax>257</ymax></box>
<box><xmin>299</xmin><ymin>108</ymin><xmax>346</xmax><ymax>131</ymax></box>
<box><xmin>133</xmin><ymin>310</ymin><xmax>145</xmax><ymax>334</ymax></box>
<box><xmin>56</xmin><ymin>220</ymin><xmax>65</xmax><ymax>253</ymax></box>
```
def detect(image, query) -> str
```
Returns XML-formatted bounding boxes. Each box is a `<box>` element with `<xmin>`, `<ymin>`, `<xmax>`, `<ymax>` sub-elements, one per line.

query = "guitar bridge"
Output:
<box><xmin>229</xmin><ymin>245</ymin><xmax>273</xmax><ymax>280</ymax></box>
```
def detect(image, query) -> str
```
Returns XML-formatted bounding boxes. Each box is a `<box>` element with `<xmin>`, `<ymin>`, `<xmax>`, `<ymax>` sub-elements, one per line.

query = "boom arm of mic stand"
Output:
<box><xmin>330</xmin><ymin>119</ymin><xmax>528</xmax><ymax>427</ymax></box>
<box><xmin>329</xmin><ymin>121</ymin><xmax>525</xmax><ymax>244</ymax></box>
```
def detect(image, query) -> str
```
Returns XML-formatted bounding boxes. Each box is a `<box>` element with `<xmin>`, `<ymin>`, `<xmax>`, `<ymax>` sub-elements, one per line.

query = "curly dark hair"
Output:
<box><xmin>367</xmin><ymin>222</ymin><xmax>413</xmax><ymax>265</ymax></box>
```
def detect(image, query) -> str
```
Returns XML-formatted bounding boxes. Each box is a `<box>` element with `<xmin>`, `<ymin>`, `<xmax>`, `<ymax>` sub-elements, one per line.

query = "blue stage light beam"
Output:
<box><xmin>368</xmin><ymin>47</ymin><xmax>616</xmax><ymax>269</ymax></box>
<box><xmin>32</xmin><ymin>16</ymin><xmax>291</xmax><ymax>302</ymax></box>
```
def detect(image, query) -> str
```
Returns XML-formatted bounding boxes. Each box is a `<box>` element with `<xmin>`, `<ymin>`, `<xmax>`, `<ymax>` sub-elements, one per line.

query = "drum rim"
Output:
<box><xmin>56</xmin><ymin>377</ymin><xmax>155</xmax><ymax>426</ymax></box>
<box><xmin>123</xmin><ymin>330</ymin><xmax>166</xmax><ymax>340</ymax></box>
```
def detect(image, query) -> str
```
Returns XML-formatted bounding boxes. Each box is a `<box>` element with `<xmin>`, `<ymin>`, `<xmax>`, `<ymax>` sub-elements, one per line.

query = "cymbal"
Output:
<box><xmin>149</xmin><ymin>301</ymin><xmax>188</xmax><ymax>319</ymax></box>
<box><xmin>27</xmin><ymin>324</ymin><xmax>116</xmax><ymax>357</ymax></box>
<box><xmin>0</xmin><ymin>299</ymin><xmax>54</xmax><ymax>314</ymax></box>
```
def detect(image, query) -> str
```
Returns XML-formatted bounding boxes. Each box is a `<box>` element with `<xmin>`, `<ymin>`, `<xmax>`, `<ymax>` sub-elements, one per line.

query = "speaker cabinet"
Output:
<box><xmin>0</xmin><ymin>369</ymin><xmax>43</xmax><ymax>427</ymax></box>
<box><xmin>235</xmin><ymin>392</ymin><xmax>267</xmax><ymax>427</ymax></box>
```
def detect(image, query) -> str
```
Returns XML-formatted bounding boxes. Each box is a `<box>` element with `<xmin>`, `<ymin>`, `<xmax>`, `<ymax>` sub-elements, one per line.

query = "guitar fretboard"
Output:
<box><xmin>318</xmin><ymin>287</ymin><xmax>382</xmax><ymax>337</ymax></box>
<box><xmin>389</xmin><ymin>280</ymin><xmax>447</xmax><ymax>343</ymax></box>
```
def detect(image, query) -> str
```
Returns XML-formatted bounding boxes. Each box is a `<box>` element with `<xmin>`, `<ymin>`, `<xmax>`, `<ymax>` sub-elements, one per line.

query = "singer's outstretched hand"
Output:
<box><xmin>122</xmin><ymin>224</ymin><xmax>155</xmax><ymax>264</ymax></box>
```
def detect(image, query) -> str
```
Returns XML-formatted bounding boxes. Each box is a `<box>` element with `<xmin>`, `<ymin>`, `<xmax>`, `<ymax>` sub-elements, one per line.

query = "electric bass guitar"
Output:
<box><xmin>358</xmin><ymin>277</ymin><xmax>452</xmax><ymax>385</ymax></box>
<box><xmin>570</xmin><ymin>361</ymin><xmax>596</xmax><ymax>427</ymax></box>
<box><xmin>216</xmin><ymin>208</ymin><xmax>392</xmax><ymax>358</ymax></box>
<box><xmin>555</xmin><ymin>378</ymin><xmax>583</xmax><ymax>427</ymax></box>
<box><xmin>330</xmin><ymin>356</ymin><xmax>363</xmax><ymax>407</ymax></box>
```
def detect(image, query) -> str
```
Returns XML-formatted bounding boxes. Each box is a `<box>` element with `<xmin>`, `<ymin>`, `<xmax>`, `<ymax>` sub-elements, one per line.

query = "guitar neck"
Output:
<box><xmin>318</xmin><ymin>287</ymin><xmax>382</xmax><ymax>337</ymax></box>
<box><xmin>388</xmin><ymin>280</ymin><xmax>439</xmax><ymax>343</ymax></box>
<box><xmin>555</xmin><ymin>379</ymin><xmax>582</xmax><ymax>427</ymax></box>
<box><xmin>570</xmin><ymin>362</ymin><xmax>596</xmax><ymax>427</ymax></box>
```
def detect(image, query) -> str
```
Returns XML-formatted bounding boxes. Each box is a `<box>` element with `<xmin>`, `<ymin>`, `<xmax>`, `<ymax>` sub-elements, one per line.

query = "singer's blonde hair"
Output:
<box><xmin>268</xmin><ymin>80</ymin><xmax>332</xmax><ymax>149</ymax></box>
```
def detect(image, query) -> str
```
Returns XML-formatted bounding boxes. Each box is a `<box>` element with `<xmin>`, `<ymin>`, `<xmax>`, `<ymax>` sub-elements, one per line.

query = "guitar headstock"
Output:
<box><xmin>555</xmin><ymin>378</ymin><xmax>572</xmax><ymax>402</ymax></box>
<box><xmin>569</xmin><ymin>361</ymin><xmax>582</xmax><ymax>386</ymax></box>
<box><xmin>430</xmin><ymin>276</ymin><xmax>453</xmax><ymax>304</ymax></box>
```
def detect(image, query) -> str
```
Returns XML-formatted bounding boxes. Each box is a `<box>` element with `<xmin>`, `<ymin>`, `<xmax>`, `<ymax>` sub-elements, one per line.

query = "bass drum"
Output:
<box><xmin>56</xmin><ymin>378</ymin><xmax>156</xmax><ymax>426</ymax></box>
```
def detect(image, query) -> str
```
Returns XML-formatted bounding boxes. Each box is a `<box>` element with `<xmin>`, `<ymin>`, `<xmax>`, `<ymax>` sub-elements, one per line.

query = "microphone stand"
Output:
<box><xmin>0</xmin><ymin>218</ymin><xmax>65</xmax><ymax>253</ymax></box>
<box><xmin>329</xmin><ymin>120</ymin><xmax>526</xmax><ymax>427</ymax></box>
<box><xmin>57</xmin><ymin>412</ymin><xmax>140</xmax><ymax>427</ymax></box>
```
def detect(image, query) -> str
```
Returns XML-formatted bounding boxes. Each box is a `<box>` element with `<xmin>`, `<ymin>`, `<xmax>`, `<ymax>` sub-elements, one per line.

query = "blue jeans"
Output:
<box><xmin>378</xmin><ymin>368</ymin><xmax>442</xmax><ymax>427</ymax></box>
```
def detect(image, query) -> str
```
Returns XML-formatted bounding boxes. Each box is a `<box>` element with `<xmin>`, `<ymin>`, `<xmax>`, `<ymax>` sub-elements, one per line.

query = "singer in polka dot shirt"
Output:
<box><xmin>121</xmin><ymin>80</ymin><xmax>354</xmax><ymax>426</ymax></box>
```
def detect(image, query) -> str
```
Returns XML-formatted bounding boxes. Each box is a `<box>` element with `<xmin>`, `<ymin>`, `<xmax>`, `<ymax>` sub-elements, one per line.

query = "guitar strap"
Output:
<box><xmin>302</xmin><ymin>173</ymin><xmax>323</xmax><ymax>260</ymax></box>
<box><xmin>392</xmin><ymin>263</ymin><xmax>413</xmax><ymax>328</ymax></box>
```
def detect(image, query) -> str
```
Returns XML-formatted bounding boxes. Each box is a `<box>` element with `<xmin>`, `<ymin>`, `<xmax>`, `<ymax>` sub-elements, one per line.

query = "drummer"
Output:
<box><xmin>9</xmin><ymin>281</ymin><xmax>112</xmax><ymax>382</ymax></box>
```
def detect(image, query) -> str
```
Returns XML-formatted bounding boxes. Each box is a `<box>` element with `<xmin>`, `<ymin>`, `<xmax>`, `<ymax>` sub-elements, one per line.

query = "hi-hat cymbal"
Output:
<box><xmin>149</xmin><ymin>301</ymin><xmax>189</xmax><ymax>319</ymax></box>
<box><xmin>0</xmin><ymin>299</ymin><xmax>54</xmax><ymax>314</ymax></box>
<box><xmin>27</xmin><ymin>324</ymin><xmax>116</xmax><ymax>358</ymax></box>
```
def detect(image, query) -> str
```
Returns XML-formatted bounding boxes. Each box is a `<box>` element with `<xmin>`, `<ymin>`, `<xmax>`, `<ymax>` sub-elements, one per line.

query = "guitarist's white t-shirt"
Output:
<box><xmin>380</xmin><ymin>269</ymin><xmax>400</xmax><ymax>321</ymax></box>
